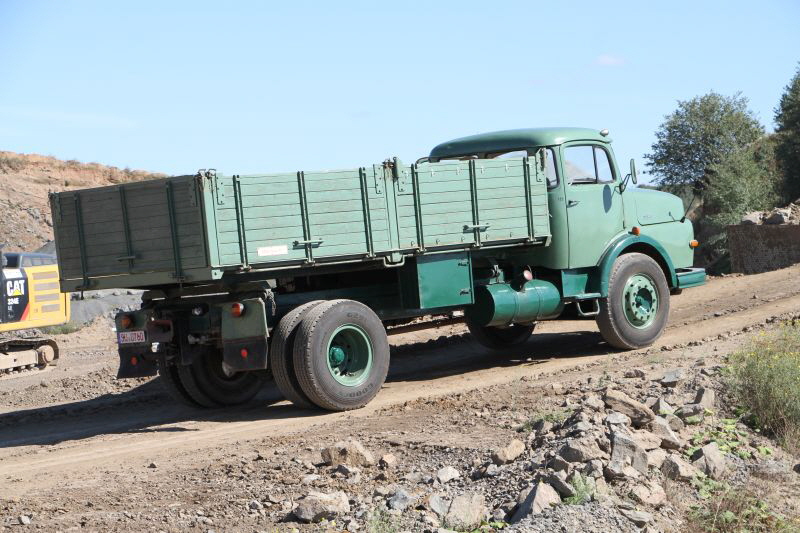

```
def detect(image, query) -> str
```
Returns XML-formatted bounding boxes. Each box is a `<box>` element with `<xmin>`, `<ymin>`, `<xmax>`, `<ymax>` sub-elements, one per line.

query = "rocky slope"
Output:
<box><xmin>0</xmin><ymin>151</ymin><xmax>164</xmax><ymax>252</ymax></box>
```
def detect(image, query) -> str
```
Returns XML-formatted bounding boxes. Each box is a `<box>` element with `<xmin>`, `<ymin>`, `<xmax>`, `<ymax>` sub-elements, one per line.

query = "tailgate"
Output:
<box><xmin>50</xmin><ymin>176</ymin><xmax>209</xmax><ymax>290</ymax></box>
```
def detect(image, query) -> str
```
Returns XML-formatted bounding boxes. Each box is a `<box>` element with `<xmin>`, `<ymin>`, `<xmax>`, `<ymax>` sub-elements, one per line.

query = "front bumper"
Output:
<box><xmin>675</xmin><ymin>267</ymin><xmax>707</xmax><ymax>289</ymax></box>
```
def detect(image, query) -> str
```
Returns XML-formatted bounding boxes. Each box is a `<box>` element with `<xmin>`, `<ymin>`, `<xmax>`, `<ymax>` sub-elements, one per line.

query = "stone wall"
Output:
<box><xmin>727</xmin><ymin>225</ymin><xmax>800</xmax><ymax>274</ymax></box>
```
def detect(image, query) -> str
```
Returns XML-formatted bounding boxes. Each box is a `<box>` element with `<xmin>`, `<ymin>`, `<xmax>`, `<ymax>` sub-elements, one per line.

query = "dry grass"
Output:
<box><xmin>687</xmin><ymin>486</ymin><xmax>798</xmax><ymax>532</ymax></box>
<box><xmin>727</xmin><ymin>322</ymin><xmax>800</xmax><ymax>452</ymax></box>
<box><xmin>0</xmin><ymin>150</ymin><xmax>166</xmax><ymax>183</ymax></box>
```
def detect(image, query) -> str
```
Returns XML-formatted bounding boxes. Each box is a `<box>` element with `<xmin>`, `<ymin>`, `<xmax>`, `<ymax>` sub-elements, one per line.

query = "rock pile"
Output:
<box><xmin>276</xmin><ymin>363</ymin><xmax>772</xmax><ymax>532</ymax></box>
<box><xmin>741</xmin><ymin>201</ymin><xmax>800</xmax><ymax>225</ymax></box>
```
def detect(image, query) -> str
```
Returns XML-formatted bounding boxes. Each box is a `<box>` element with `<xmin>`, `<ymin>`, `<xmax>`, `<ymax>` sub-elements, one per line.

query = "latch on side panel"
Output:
<box><xmin>383</xmin><ymin>157</ymin><xmax>411</xmax><ymax>195</ymax></box>
<box><xmin>199</xmin><ymin>168</ymin><xmax>224</xmax><ymax>205</ymax></box>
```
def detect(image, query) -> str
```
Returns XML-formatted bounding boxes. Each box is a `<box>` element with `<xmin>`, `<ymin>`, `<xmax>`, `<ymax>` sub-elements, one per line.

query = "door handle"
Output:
<box><xmin>567</xmin><ymin>200</ymin><xmax>580</xmax><ymax>207</ymax></box>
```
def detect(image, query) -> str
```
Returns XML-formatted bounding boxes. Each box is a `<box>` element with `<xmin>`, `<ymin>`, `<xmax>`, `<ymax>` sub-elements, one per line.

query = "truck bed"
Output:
<box><xmin>50</xmin><ymin>157</ymin><xmax>551</xmax><ymax>291</ymax></box>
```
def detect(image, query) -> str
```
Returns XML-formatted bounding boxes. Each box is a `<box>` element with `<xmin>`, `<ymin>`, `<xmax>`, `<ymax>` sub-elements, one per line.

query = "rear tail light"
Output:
<box><xmin>231</xmin><ymin>302</ymin><xmax>245</xmax><ymax>317</ymax></box>
<box><xmin>119</xmin><ymin>314</ymin><xmax>133</xmax><ymax>329</ymax></box>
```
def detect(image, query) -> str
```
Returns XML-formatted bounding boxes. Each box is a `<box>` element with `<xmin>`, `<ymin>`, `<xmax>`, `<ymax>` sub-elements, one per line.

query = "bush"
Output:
<box><xmin>727</xmin><ymin>323</ymin><xmax>800</xmax><ymax>451</ymax></box>
<box><xmin>699</xmin><ymin>136</ymin><xmax>784</xmax><ymax>263</ymax></box>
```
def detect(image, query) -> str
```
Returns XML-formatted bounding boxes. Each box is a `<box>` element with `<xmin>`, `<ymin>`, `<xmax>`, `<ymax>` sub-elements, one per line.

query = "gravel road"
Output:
<box><xmin>1</xmin><ymin>265</ymin><xmax>799</xmax><ymax>531</ymax></box>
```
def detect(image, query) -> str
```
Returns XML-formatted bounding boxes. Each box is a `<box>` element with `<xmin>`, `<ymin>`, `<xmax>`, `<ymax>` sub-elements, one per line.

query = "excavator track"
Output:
<box><xmin>0</xmin><ymin>338</ymin><xmax>59</xmax><ymax>376</ymax></box>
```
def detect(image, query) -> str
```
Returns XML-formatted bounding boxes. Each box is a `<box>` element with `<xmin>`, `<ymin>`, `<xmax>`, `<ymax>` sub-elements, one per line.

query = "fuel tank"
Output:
<box><xmin>466</xmin><ymin>279</ymin><xmax>564</xmax><ymax>327</ymax></box>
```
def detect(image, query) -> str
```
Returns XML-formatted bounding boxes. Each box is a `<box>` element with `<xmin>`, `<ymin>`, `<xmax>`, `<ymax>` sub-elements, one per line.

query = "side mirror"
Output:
<box><xmin>629</xmin><ymin>159</ymin><xmax>638</xmax><ymax>185</ymax></box>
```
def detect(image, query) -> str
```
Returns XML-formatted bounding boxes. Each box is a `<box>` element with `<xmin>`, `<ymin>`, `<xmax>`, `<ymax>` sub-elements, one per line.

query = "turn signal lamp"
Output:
<box><xmin>231</xmin><ymin>302</ymin><xmax>246</xmax><ymax>317</ymax></box>
<box><xmin>631</xmin><ymin>226</ymin><xmax>641</xmax><ymax>236</ymax></box>
<box><xmin>119</xmin><ymin>314</ymin><xmax>133</xmax><ymax>329</ymax></box>
<box><xmin>689</xmin><ymin>240</ymin><xmax>699</xmax><ymax>248</ymax></box>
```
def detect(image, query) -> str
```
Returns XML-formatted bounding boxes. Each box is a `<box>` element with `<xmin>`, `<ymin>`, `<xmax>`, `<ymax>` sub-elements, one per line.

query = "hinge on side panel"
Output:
<box><xmin>372</xmin><ymin>164</ymin><xmax>384</xmax><ymax>195</ymax></box>
<box><xmin>49</xmin><ymin>193</ymin><xmax>62</xmax><ymax>223</ymax></box>
<box><xmin>188</xmin><ymin>179</ymin><xmax>198</xmax><ymax>206</ymax></box>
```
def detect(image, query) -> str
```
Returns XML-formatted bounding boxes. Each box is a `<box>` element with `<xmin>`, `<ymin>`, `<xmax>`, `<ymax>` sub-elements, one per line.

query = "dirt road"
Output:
<box><xmin>1</xmin><ymin>265</ymin><xmax>799</xmax><ymax>530</ymax></box>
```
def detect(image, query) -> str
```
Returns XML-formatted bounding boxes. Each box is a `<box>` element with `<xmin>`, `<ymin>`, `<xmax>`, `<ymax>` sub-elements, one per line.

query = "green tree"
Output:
<box><xmin>775</xmin><ymin>64</ymin><xmax>800</xmax><ymax>201</ymax></box>
<box><xmin>645</xmin><ymin>92</ymin><xmax>764</xmax><ymax>196</ymax></box>
<box><xmin>704</xmin><ymin>135</ymin><xmax>783</xmax><ymax>255</ymax></box>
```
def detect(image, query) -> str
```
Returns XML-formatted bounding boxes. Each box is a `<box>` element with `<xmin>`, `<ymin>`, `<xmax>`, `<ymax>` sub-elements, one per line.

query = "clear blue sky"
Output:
<box><xmin>1</xmin><ymin>0</ymin><xmax>798</xmax><ymax>180</ymax></box>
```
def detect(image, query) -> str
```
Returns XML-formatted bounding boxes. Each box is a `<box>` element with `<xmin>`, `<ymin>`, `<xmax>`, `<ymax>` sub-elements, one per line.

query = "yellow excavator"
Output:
<box><xmin>0</xmin><ymin>248</ymin><xmax>69</xmax><ymax>374</ymax></box>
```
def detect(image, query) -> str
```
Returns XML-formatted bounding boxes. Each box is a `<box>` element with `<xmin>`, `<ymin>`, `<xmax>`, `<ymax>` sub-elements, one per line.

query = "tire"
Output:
<box><xmin>293</xmin><ymin>299</ymin><xmax>390</xmax><ymax>411</ymax></box>
<box><xmin>269</xmin><ymin>301</ymin><xmax>325</xmax><ymax>409</ymax></box>
<box><xmin>157</xmin><ymin>353</ymin><xmax>201</xmax><ymax>407</ymax></box>
<box><xmin>177</xmin><ymin>347</ymin><xmax>267</xmax><ymax>407</ymax></box>
<box><xmin>466</xmin><ymin>320</ymin><xmax>535</xmax><ymax>350</ymax></box>
<box><xmin>597</xmin><ymin>252</ymin><xmax>670</xmax><ymax>350</ymax></box>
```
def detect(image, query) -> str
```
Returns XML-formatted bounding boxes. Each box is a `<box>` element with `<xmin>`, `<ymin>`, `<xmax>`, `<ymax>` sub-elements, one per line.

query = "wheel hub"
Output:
<box><xmin>623</xmin><ymin>274</ymin><xmax>659</xmax><ymax>329</ymax></box>
<box><xmin>326</xmin><ymin>324</ymin><xmax>373</xmax><ymax>387</ymax></box>
<box><xmin>328</xmin><ymin>345</ymin><xmax>346</xmax><ymax>366</ymax></box>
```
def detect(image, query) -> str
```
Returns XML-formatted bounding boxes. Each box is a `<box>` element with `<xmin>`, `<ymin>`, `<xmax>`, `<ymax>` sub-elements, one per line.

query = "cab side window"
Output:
<box><xmin>564</xmin><ymin>145</ymin><xmax>615</xmax><ymax>185</ymax></box>
<box><xmin>543</xmin><ymin>148</ymin><xmax>558</xmax><ymax>189</ymax></box>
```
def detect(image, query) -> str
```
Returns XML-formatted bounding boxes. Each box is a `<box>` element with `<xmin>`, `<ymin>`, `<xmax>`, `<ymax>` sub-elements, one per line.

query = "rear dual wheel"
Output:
<box><xmin>268</xmin><ymin>300</ymin><xmax>324</xmax><ymax>409</ymax></box>
<box><xmin>294</xmin><ymin>300</ymin><xmax>390</xmax><ymax>411</ymax></box>
<box><xmin>272</xmin><ymin>299</ymin><xmax>390</xmax><ymax>411</ymax></box>
<box><xmin>157</xmin><ymin>348</ymin><xmax>267</xmax><ymax>408</ymax></box>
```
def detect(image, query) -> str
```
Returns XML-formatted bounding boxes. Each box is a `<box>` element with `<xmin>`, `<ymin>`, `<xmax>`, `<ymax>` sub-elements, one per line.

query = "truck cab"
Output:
<box><xmin>429</xmin><ymin>128</ymin><xmax>703</xmax><ymax>298</ymax></box>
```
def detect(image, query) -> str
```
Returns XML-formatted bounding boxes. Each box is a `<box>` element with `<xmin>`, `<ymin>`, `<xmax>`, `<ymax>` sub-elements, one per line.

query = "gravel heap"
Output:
<box><xmin>741</xmin><ymin>201</ymin><xmax>800</xmax><ymax>225</ymax></box>
<box><xmin>228</xmin><ymin>361</ymin><xmax>796</xmax><ymax>532</ymax></box>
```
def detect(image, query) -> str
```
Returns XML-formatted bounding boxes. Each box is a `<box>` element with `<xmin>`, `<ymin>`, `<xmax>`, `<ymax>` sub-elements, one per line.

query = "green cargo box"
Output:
<box><xmin>50</xmin><ymin>157</ymin><xmax>551</xmax><ymax>292</ymax></box>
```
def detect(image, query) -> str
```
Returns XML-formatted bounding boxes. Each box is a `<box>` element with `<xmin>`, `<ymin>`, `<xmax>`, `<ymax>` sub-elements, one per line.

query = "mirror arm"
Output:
<box><xmin>618</xmin><ymin>173</ymin><xmax>631</xmax><ymax>193</ymax></box>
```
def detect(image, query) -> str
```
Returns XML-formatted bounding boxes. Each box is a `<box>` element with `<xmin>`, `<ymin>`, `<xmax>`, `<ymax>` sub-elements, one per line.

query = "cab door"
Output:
<box><xmin>561</xmin><ymin>143</ymin><xmax>624</xmax><ymax>268</ymax></box>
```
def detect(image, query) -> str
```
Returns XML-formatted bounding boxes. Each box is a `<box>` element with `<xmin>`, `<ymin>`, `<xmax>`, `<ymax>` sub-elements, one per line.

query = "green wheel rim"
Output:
<box><xmin>326</xmin><ymin>324</ymin><xmax>373</xmax><ymax>387</ymax></box>
<box><xmin>623</xmin><ymin>273</ymin><xmax>659</xmax><ymax>329</ymax></box>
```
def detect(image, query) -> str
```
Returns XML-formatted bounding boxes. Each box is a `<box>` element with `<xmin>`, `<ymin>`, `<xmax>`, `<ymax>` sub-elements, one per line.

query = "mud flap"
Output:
<box><xmin>222</xmin><ymin>336</ymin><xmax>268</xmax><ymax>372</ymax></box>
<box><xmin>117</xmin><ymin>347</ymin><xmax>158</xmax><ymax>378</ymax></box>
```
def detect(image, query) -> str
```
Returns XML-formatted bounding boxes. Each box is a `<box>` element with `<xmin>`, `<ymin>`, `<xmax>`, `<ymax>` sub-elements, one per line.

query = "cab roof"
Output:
<box><xmin>429</xmin><ymin>127</ymin><xmax>611</xmax><ymax>160</ymax></box>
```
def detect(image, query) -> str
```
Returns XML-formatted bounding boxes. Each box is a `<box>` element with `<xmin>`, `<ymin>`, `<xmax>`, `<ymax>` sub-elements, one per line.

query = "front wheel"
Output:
<box><xmin>293</xmin><ymin>299</ymin><xmax>390</xmax><ymax>411</ymax></box>
<box><xmin>597</xmin><ymin>252</ymin><xmax>670</xmax><ymax>349</ymax></box>
<box><xmin>466</xmin><ymin>320</ymin><xmax>535</xmax><ymax>350</ymax></box>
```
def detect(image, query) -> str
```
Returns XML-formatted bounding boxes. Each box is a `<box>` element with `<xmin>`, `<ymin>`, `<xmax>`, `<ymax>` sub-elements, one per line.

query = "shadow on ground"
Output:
<box><xmin>0</xmin><ymin>327</ymin><xmax>613</xmax><ymax>449</ymax></box>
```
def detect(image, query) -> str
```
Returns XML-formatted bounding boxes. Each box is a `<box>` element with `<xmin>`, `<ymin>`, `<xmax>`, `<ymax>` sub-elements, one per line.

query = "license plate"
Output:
<box><xmin>118</xmin><ymin>330</ymin><xmax>146</xmax><ymax>344</ymax></box>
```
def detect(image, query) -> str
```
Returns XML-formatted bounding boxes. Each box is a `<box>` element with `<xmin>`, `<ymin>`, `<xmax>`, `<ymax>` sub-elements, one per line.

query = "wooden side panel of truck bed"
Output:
<box><xmin>51</xmin><ymin>157</ymin><xmax>550</xmax><ymax>290</ymax></box>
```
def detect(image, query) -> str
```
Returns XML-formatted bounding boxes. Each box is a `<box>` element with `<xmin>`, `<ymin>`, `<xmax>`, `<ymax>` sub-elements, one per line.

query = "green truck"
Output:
<box><xmin>49</xmin><ymin>128</ymin><xmax>705</xmax><ymax>411</ymax></box>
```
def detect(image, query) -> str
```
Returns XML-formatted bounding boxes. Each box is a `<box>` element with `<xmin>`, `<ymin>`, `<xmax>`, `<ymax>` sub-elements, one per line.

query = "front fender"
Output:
<box><xmin>596</xmin><ymin>234</ymin><xmax>677</xmax><ymax>296</ymax></box>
